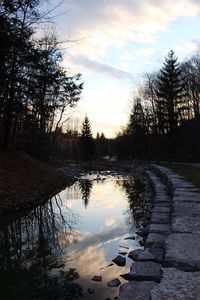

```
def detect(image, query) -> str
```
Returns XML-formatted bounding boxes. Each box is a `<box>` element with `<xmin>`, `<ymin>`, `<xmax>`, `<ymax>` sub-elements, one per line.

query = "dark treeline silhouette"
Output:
<box><xmin>0</xmin><ymin>0</ymin><xmax>83</xmax><ymax>159</ymax></box>
<box><xmin>115</xmin><ymin>50</ymin><xmax>200</xmax><ymax>161</ymax></box>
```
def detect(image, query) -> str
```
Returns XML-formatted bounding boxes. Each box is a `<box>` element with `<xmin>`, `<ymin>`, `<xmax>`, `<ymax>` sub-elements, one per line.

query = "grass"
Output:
<box><xmin>163</xmin><ymin>163</ymin><xmax>200</xmax><ymax>188</ymax></box>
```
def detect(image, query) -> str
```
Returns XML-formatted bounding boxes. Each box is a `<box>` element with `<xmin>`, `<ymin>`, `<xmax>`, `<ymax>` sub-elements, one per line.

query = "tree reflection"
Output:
<box><xmin>117</xmin><ymin>178</ymin><xmax>146</xmax><ymax>229</ymax></box>
<box><xmin>0</xmin><ymin>195</ymin><xmax>82</xmax><ymax>300</ymax></box>
<box><xmin>79</xmin><ymin>179</ymin><xmax>93</xmax><ymax>208</ymax></box>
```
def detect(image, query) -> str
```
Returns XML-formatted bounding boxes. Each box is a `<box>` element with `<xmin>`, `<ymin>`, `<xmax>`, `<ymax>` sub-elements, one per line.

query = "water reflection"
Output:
<box><xmin>0</xmin><ymin>197</ymin><xmax>81</xmax><ymax>300</ymax></box>
<box><xmin>78</xmin><ymin>180</ymin><xmax>93</xmax><ymax>208</ymax></box>
<box><xmin>0</xmin><ymin>174</ymin><xmax>146</xmax><ymax>300</ymax></box>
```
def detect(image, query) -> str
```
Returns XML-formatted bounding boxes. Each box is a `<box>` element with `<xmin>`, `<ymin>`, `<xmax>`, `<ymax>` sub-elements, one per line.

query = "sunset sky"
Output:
<box><xmin>48</xmin><ymin>0</ymin><xmax>200</xmax><ymax>137</ymax></box>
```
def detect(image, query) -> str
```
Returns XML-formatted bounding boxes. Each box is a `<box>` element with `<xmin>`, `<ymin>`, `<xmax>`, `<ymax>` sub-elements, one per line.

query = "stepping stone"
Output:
<box><xmin>172</xmin><ymin>216</ymin><xmax>200</xmax><ymax>233</ymax></box>
<box><xmin>151</xmin><ymin>268</ymin><xmax>200</xmax><ymax>300</ymax></box>
<box><xmin>152</xmin><ymin>207</ymin><xmax>171</xmax><ymax>213</ymax></box>
<box><xmin>121</xmin><ymin>261</ymin><xmax>161</xmax><ymax>283</ymax></box>
<box><xmin>107</xmin><ymin>278</ymin><xmax>121</xmax><ymax>287</ymax></box>
<box><xmin>173</xmin><ymin>203</ymin><xmax>200</xmax><ymax>216</ymax></box>
<box><xmin>92</xmin><ymin>275</ymin><xmax>102</xmax><ymax>282</ymax></box>
<box><xmin>137</xmin><ymin>248</ymin><xmax>163</xmax><ymax>263</ymax></box>
<box><xmin>151</xmin><ymin>212</ymin><xmax>170</xmax><ymax>224</ymax></box>
<box><xmin>112</xmin><ymin>255</ymin><xmax>126</xmax><ymax>266</ymax></box>
<box><xmin>128</xmin><ymin>249</ymin><xmax>143</xmax><ymax>260</ymax></box>
<box><xmin>149</xmin><ymin>223</ymin><xmax>170</xmax><ymax>234</ymax></box>
<box><xmin>146</xmin><ymin>233</ymin><xmax>166</xmax><ymax>248</ymax></box>
<box><xmin>165</xmin><ymin>233</ymin><xmax>200</xmax><ymax>271</ymax></box>
<box><xmin>118</xmin><ymin>281</ymin><xmax>157</xmax><ymax>300</ymax></box>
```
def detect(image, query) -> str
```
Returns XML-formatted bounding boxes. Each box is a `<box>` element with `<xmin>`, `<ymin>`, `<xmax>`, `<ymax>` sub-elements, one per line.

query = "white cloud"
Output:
<box><xmin>57</xmin><ymin>0</ymin><xmax>200</xmax><ymax>61</ymax></box>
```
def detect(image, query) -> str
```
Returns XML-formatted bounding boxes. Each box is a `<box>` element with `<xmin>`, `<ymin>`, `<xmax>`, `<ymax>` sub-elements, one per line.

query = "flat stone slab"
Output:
<box><xmin>165</xmin><ymin>233</ymin><xmax>200</xmax><ymax>270</ymax></box>
<box><xmin>151</xmin><ymin>212</ymin><xmax>170</xmax><ymax>224</ymax></box>
<box><xmin>149</xmin><ymin>223</ymin><xmax>170</xmax><ymax>234</ymax></box>
<box><xmin>118</xmin><ymin>281</ymin><xmax>157</xmax><ymax>300</ymax></box>
<box><xmin>172</xmin><ymin>216</ymin><xmax>200</xmax><ymax>233</ymax></box>
<box><xmin>173</xmin><ymin>203</ymin><xmax>200</xmax><ymax>216</ymax></box>
<box><xmin>152</xmin><ymin>207</ymin><xmax>171</xmax><ymax>213</ymax></box>
<box><xmin>137</xmin><ymin>248</ymin><xmax>163</xmax><ymax>263</ymax></box>
<box><xmin>128</xmin><ymin>261</ymin><xmax>161</xmax><ymax>282</ymax></box>
<box><xmin>151</xmin><ymin>268</ymin><xmax>200</xmax><ymax>300</ymax></box>
<box><xmin>146</xmin><ymin>233</ymin><xmax>166</xmax><ymax>248</ymax></box>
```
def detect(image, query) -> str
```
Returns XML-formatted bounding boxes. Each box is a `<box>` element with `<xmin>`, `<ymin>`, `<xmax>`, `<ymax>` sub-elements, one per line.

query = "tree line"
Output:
<box><xmin>115</xmin><ymin>50</ymin><xmax>200</xmax><ymax>161</ymax></box>
<box><xmin>0</xmin><ymin>0</ymin><xmax>83</xmax><ymax>159</ymax></box>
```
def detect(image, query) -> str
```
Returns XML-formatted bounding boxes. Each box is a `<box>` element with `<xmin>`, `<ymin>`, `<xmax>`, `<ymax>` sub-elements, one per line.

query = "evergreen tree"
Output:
<box><xmin>156</xmin><ymin>50</ymin><xmax>186</xmax><ymax>133</ymax></box>
<box><xmin>79</xmin><ymin>116</ymin><xmax>94</xmax><ymax>159</ymax></box>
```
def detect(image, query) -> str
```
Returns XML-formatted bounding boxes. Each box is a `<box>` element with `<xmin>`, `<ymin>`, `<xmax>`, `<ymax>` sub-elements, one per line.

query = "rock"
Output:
<box><xmin>134</xmin><ymin>209</ymin><xmax>144</xmax><ymax>220</ymax></box>
<box><xmin>127</xmin><ymin>261</ymin><xmax>161</xmax><ymax>283</ymax></box>
<box><xmin>139</xmin><ymin>240</ymin><xmax>145</xmax><ymax>246</ymax></box>
<box><xmin>92</xmin><ymin>275</ymin><xmax>102</xmax><ymax>282</ymax></box>
<box><xmin>112</xmin><ymin>255</ymin><xmax>126</xmax><ymax>266</ymax></box>
<box><xmin>146</xmin><ymin>233</ymin><xmax>166</xmax><ymax>248</ymax></box>
<box><xmin>118</xmin><ymin>252</ymin><xmax>127</xmax><ymax>256</ymax></box>
<box><xmin>118</xmin><ymin>281</ymin><xmax>157</xmax><ymax>300</ymax></box>
<box><xmin>87</xmin><ymin>288</ymin><xmax>95</xmax><ymax>294</ymax></box>
<box><xmin>128</xmin><ymin>249</ymin><xmax>143</xmax><ymax>260</ymax></box>
<box><xmin>171</xmin><ymin>216</ymin><xmax>200</xmax><ymax>233</ymax></box>
<box><xmin>107</xmin><ymin>278</ymin><xmax>121</xmax><ymax>287</ymax></box>
<box><xmin>151</xmin><ymin>212</ymin><xmax>170</xmax><ymax>224</ymax></box>
<box><xmin>119</xmin><ymin>245</ymin><xmax>129</xmax><ymax>249</ymax></box>
<box><xmin>151</xmin><ymin>268</ymin><xmax>200</xmax><ymax>300</ymax></box>
<box><xmin>149</xmin><ymin>223</ymin><xmax>170</xmax><ymax>234</ymax></box>
<box><xmin>137</xmin><ymin>248</ymin><xmax>162</xmax><ymax>262</ymax></box>
<box><xmin>136</xmin><ymin>227</ymin><xmax>149</xmax><ymax>237</ymax></box>
<box><xmin>173</xmin><ymin>202</ymin><xmax>200</xmax><ymax>217</ymax></box>
<box><xmin>124</xmin><ymin>236</ymin><xmax>135</xmax><ymax>240</ymax></box>
<box><xmin>165</xmin><ymin>233</ymin><xmax>200</xmax><ymax>271</ymax></box>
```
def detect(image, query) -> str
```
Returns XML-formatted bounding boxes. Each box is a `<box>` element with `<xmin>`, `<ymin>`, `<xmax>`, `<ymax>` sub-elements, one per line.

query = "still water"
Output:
<box><xmin>0</xmin><ymin>172</ymin><xmax>145</xmax><ymax>300</ymax></box>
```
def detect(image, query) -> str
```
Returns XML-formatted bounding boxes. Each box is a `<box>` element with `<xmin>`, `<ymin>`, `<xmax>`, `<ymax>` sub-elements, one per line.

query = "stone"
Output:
<box><xmin>136</xmin><ymin>227</ymin><xmax>148</xmax><ymax>237</ymax></box>
<box><xmin>152</xmin><ymin>207</ymin><xmax>171</xmax><ymax>213</ymax></box>
<box><xmin>171</xmin><ymin>216</ymin><xmax>200</xmax><ymax>233</ymax></box>
<box><xmin>127</xmin><ymin>261</ymin><xmax>162</xmax><ymax>283</ymax></box>
<box><xmin>137</xmin><ymin>248</ymin><xmax>163</xmax><ymax>263</ymax></box>
<box><xmin>128</xmin><ymin>249</ymin><xmax>143</xmax><ymax>260</ymax></box>
<box><xmin>165</xmin><ymin>233</ymin><xmax>200</xmax><ymax>270</ymax></box>
<box><xmin>151</xmin><ymin>212</ymin><xmax>170</xmax><ymax>224</ymax></box>
<box><xmin>87</xmin><ymin>288</ymin><xmax>95</xmax><ymax>294</ymax></box>
<box><xmin>149</xmin><ymin>223</ymin><xmax>170</xmax><ymax>234</ymax></box>
<box><xmin>173</xmin><ymin>203</ymin><xmax>200</xmax><ymax>216</ymax></box>
<box><xmin>92</xmin><ymin>275</ymin><xmax>102</xmax><ymax>282</ymax></box>
<box><xmin>118</xmin><ymin>252</ymin><xmax>127</xmax><ymax>256</ymax></box>
<box><xmin>118</xmin><ymin>281</ymin><xmax>157</xmax><ymax>300</ymax></box>
<box><xmin>151</xmin><ymin>268</ymin><xmax>200</xmax><ymax>300</ymax></box>
<box><xmin>107</xmin><ymin>278</ymin><xmax>121</xmax><ymax>287</ymax></box>
<box><xmin>124</xmin><ymin>236</ymin><xmax>135</xmax><ymax>240</ymax></box>
<box><xmin>112</xmin><ymin>255</ymin><xmax>126</xmax><ymax>266</ymax></box>
<box><xmin>146</xmin><ymin>233</ymin><xmax>166</xmax><ymax>248</ymax></box>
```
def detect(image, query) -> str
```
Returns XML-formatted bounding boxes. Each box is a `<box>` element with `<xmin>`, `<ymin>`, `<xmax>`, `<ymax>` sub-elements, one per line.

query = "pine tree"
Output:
<box><xmin>156</xmin><ymin>50</ymin><xmax>186</xmax><ymax>133</ymax></box>
<box><xmin>79</xmin><ymin>116</ymin><xmax>94</xmax><ymax>159</ymax></box>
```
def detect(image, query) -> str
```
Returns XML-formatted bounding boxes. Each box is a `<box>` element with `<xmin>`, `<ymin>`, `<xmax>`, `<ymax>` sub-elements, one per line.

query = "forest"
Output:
<box><xmin>1</xmin><ymin>1</ymin><xmax>200</xmax><ymax>162</ymax></box>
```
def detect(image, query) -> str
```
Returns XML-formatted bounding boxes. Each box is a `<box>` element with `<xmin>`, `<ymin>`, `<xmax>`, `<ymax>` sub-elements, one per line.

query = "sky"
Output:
<box><xmin>47</xmin><ymin>0</ymin><xmax>200</xmax><ymax>137</ymax></box>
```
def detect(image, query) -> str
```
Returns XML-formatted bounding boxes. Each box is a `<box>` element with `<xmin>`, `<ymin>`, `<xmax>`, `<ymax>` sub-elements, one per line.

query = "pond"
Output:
<box><xmin>0</xmin><ymin>171</ymin><xmax>146</xmax><ymax>300</ymax></box>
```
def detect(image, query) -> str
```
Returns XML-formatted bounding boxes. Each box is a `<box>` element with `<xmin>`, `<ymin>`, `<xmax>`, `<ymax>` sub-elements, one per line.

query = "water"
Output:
<box><xmin>0</xmin><ymin>172</ymin><xmax>145</xmax><ymax>300</ymax></box>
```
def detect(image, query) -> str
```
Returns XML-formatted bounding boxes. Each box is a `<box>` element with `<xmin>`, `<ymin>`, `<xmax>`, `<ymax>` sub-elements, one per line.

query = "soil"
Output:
<box><xmin>0</xmin><ymin>150</ymin><xmax>74</xmax><ymax>216</ymax></box>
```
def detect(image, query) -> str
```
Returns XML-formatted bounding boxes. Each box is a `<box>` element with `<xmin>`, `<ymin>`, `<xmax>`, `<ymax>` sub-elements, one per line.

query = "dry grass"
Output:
<box><xmin>163</xmin><ymin>163</ymin><xmax>200</xmax><ymax>188</ymax></box>
<box><xmin>0</xmin><ymin>150</ymin><xmax>70</xmax><ymax>214</ymax></box>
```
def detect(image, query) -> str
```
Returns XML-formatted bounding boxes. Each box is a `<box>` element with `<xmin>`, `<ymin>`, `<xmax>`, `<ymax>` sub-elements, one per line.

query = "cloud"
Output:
<box><xmin>57</xmin><ymin>0</ymin><xmax>200</xmax><ymax>60</ymax></box>
<box><xmin>69</xmin><ymin>55</ymin><xmax>133</xmax><ymax>80</ymax></box>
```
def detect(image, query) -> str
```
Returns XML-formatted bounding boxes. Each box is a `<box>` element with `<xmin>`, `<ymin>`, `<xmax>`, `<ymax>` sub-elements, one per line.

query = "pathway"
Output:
<box><xmin>118</xmin><ymin>164</ymin><xmax>200</xmax><ymax>300</ymax></box>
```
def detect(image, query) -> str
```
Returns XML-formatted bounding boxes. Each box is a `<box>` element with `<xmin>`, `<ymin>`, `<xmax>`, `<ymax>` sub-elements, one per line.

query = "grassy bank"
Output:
<box><xmin>0</xmin><ymin>150</ymin><xmax>72</xmax><ymax>215</ymax></box>
<box><xmin>163</xmin><ymin>163</ymin><xmax>200</xmax><ymax>188</ymax></box>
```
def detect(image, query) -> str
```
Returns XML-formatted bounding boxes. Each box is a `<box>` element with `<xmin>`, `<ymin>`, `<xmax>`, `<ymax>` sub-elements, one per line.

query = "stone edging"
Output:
<box><xmin>119</xmin><ymin>163</ymin><xmax>200</xmax><ymax>300</ymax></box>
